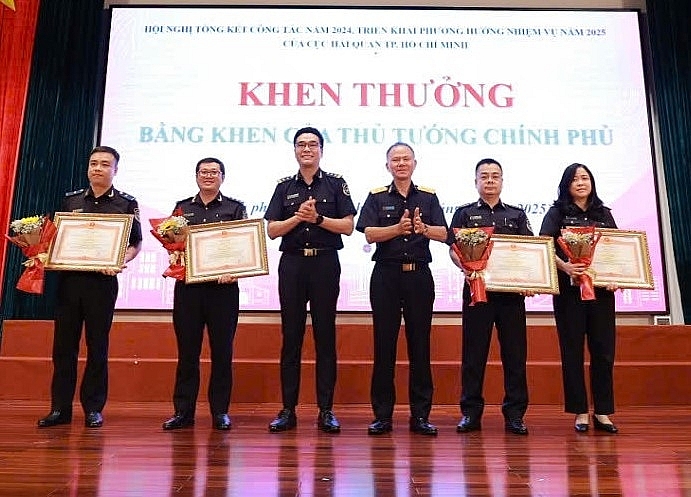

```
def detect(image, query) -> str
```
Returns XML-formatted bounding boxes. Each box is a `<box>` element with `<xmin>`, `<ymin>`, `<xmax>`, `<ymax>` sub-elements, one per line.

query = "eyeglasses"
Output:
<box><xmin>198</xmin><ymin>170</ymin><xmax>221</xmax><ymax>178</ymax></box>
<box><xmin>295</xmin><ymin>141</ymin><xmax>320</xmax><ymax>150</ymax></box>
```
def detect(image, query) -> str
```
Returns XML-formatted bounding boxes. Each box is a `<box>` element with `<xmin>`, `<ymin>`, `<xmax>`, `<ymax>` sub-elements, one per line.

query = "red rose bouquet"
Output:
<box><xmin>149</xmin><ymin>211</ymin><xmax>189</xmax><ymax>280</ymax></box>
<box><xmin>6</xmin><ymin>215</ymin><xmax>57</xmax><ymax>294</ymax></box>
<box><xmin>451</xmin><ymin>227</ymin><xmax>494</xmax><ymax>306</ymax></box>
<box><xmin>557</xmin><ymin>226</ymin><xmax>602</xmax><ymax>301</ymax></box>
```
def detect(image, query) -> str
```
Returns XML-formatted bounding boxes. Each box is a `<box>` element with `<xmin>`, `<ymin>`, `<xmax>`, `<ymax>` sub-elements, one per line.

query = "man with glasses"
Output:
<box><xmin>264</xmin><ymin>127</ymin><xmax>356</xmax><ymax>433</ymax></box>
<box><xmin>162</xmin><ymin>157</ymin><xmax>247</xmax><ymax>431</ymax></box>
<box><xmin>448</xmin><ymin>158</ymin><xmax>533</xmax><ymax>435</ymax></box>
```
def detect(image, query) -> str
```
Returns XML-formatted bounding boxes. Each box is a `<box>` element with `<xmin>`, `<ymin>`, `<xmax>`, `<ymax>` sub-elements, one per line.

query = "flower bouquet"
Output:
<box><xmin>149</xmin><ymin>211</ymin><xmax>189</xmax><ymax>280</ymax></box>
<box><xmin>6</xmin><ymin>215</ymin><xmax>57</xmax><ymax>294</ymax></box>
<box><xmin>557</xmin><ymin>226</ymin><xmax>601</xmax><ymax>301</ymax></box>
<box><xmin>451</xmin><ymin>227</ymin><xmax>494</xmax><ymax>305</ymax></box>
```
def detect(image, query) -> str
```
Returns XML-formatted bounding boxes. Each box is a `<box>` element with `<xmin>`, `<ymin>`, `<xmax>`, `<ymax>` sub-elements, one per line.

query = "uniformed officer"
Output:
<box><xmin>264</xmin><ymin>127</ymin><xmax>356</xmax><ymax>434</ymax></box>
<box><xmin>38</xmin><ymin>146</ymin><xmax>142</xmax><ymax>429</ymax></box>
<box><xmin>449</xmin><ymin>158</ymin><xmax>532</xmax><ymax>435</ymax></box>
<box><xmin>539</xmin><ymin>163</ymin><xmax>619</xmax><ymax>434</ymax></box>
<box><xmin>162</xmin><ymin>157</ymin><xmax>247</xmax><ymax>431</ymax></box>
<box><xmin>356</xmin><ymin>142</ymin><xmax>448</xmax><ymax>436</ymax></box>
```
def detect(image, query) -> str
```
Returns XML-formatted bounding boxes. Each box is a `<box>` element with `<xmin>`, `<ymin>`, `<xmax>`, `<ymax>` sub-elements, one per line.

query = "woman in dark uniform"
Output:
<box><xmin>539</xmin><ymin>163</ymin><xmax>620</xmax><ymax>434</ymax></box>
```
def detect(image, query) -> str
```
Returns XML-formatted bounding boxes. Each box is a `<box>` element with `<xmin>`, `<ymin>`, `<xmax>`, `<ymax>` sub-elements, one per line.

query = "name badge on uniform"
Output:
<box><xmin>287</xmin><ymin>193</ymin><xmax>299</xmax><ymax>200</ymax></box>
<box><xmin>469</xmin><ymin>215</ymin><xmax>483</xmax><ymax>220</ymax></box>
<box><xmin>383</xmin><ymin>205</ymin><xmax>395</xmax><ymax>211</ymax></box>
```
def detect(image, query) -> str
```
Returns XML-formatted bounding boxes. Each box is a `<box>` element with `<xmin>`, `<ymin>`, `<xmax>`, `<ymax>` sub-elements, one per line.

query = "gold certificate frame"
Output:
<box><xmin>591</xmin><ymin>228</ymin><xmax>654</xmax><ymax>289</ymax></box>
<box><xmin>185</xmin><ymin>218</ymin><xmax>269</xmax><ymax>283</ymax></box>
<box><xmin>484</xmin><ymin>235</ymin><xmax>559</xmax><ymax>294</ymax></box>
<box><xmin>46</xmin><ymin>212</ymin><xmax>133</xmax><ymax>271</ymax></box>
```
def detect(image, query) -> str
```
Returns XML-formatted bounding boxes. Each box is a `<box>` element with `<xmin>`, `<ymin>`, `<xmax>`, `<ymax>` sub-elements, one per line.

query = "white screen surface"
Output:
<box><xmin>102</xmin><ymin>6</ymin><xmax>666</xmax><ymax>312</ymax></box>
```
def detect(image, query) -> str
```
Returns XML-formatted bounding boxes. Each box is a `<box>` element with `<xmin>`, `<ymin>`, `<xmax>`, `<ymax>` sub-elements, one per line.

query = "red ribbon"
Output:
<box><xmin>6</xmin><ymin>219</ymin><xmax>57</xmax><ymax>294</ymax></box>
<box><xmin>149</xmin><ymin>214</ymin><xmax>187</xmax><ymax>281</ymax></box>
<box><xmin>452</xmin><ymin>227</ymin><xmax>494</xmax><ymax>306</ymax></box>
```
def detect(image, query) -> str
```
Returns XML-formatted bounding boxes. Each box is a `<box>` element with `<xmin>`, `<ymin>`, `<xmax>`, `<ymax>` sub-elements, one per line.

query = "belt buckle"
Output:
<box><xmin>303</xmin><ymin>248</ymin><xmax>317</xmax><ymax>257</ymax></box>
<box><xmin>402</xmin><ymin>263</ymin><xmax>415</xmax><ymax>272</ymax></box>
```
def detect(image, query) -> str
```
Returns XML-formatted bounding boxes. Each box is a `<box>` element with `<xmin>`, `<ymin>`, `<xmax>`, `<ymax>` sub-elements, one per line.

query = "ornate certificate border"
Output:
<box><xmin>46</xmin><ymin>212</ymin><xmax>133</xmax><ymax>271</ymax></box>
<box><xmin>591</xmin><ymin>228</ymin><xmax>654</xmax><ymax>289</ymax></box>
<box><xmin>185</xmin><ymin>218</ymin><xmax>269</xmax><ymax>283</ymax></box>
<box><xmin>484</xmin><ymin>235</ymin><xmax>559</xmax><ymax>294</ymax></box>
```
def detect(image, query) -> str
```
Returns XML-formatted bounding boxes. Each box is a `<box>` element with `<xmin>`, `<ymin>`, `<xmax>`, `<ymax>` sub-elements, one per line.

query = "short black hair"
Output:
<box><xmin>385</xmin><ymin>142</ymin><xmax>415</xmax><ymax>160</ymax></box>
<box><xmin>293</xmin><ymin>127</ymin><xmax>324</xmax><ymax>149</ymax></box>
<box><xmin>90</xmin><ymin>145</ymin><xmax>120</xmax><ymax>164</ymax></box>
<box><xmin>195</xmin><ymin>157</ymin><xmax>225</xmax><ymax>177</ymax></box>
<box><xmin>475</xmin><ymin>158</ymin><xmax>502</xmax><ymax>173</ymax></box>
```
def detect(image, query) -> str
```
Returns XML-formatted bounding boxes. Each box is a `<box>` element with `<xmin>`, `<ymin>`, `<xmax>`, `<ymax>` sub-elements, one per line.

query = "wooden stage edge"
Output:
<box><xmin>1</xmin><ymin>320</ymin><xmax>690</xmax><ymax>406</ymax></box>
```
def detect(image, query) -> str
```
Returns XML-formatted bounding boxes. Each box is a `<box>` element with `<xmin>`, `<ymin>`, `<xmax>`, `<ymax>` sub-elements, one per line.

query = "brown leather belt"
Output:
<box><xmin>402</xmin><ymin>263</ymin><xmax>418</xmax><ymax>272</ymax></box>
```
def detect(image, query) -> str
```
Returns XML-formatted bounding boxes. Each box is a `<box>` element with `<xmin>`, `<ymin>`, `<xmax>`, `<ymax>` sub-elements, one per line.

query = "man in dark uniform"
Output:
<box><xmin>37</xmin><ymin>146</ymin><xmax>142</xmax><ymax>429</ymax></box>
<box><xmin>162</xmin><ymin>157</ymin><xmax>247</xmax><ymax>431</ymax></box>
<box><xmin>356</xmin><ymin>142</ymin><xmax>448</xmax><ymax>436</ymax></box>
<box><xmin>264</xmin><ymin>127</ymin><xmax>356</xmax><ymax>434</ymax></box>
<box><xmin>449</xmin><ymin>158</ymin><xmax>533</xmax><ymax>435</ymax></box>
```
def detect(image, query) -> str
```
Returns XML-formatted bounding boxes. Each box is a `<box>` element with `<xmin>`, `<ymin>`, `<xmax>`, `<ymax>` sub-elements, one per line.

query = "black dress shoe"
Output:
<box><xmin>593</xmin><ymin>417</ymin><xmax>618</xmax><ymax>433</ymax></box>
<box><xmin>268</xmin><ymin>408</ymin><xmax>297</xmax><ymax>432</ymax></box>
<box><xmin>409</xmin><ymin>417</ymin><xmax>438</xmax><ymax>436</ymax></box>
<box><xmin>367</xmin><ymin>419</ymin><xmax>393</xmax><ymax>435</ymax></box>
<box><xmin>317</xmin><ymin>410</ymin><xmax>341</xmax><ymax>433</ymax></box>
<box><xmin>574</xmin><ymin>422</ymin><xmax>589</xmax><ymax>433</ymax></box>
<box><xmin>213</xmin><ymin>413</ymin><xmax>232</xmax><ymax>431</ymax></box>
<box><xmin>37</xmin><ymin>410</ymin><xmax>72</xmax><ymax>428</ymax></box>
<box><xmin>456</xmin><ymin>415</ymin><xmax>481</xmax><ymax>433</ymax></box>
<box><xmin>85</xmin><ymin>412</ymin><xmax>103</xmax><ymax>428</ymax></box>
<box><xmin>162</xmin><ymin>413</ymin><xmax>195</xmax><ymax>430</ymax></box>
<box><xmin>505</xmin><ymin>418</ymin><xmax>529</xmax><ymax>435</ymax></box>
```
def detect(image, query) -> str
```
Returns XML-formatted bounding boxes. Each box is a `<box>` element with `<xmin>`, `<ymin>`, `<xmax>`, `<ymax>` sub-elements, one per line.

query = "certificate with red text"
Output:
<box><xmin>46</xmin><ymin>212</ymin><xmax>133</xmax><ymax>271</ymax></box>
<box><xmin>591</xmin><ymin>229</ymin><xmax>654</xmax><ymax>289</ymax></box>
<box><xmin>484</xmin><ymin>235</ymin><xmax>559</xmax><ymax>294</ymax></box>
<box><xmin>184</xmin><ymin>219</ymin><xmax>269</xmax><ymax>283</ymax></box>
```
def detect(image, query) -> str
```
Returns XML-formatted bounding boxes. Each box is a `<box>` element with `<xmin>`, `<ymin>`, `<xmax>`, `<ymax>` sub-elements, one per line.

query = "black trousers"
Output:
<box><xmin>553</xmin><ymin>287</ymin><xmax>616</xmax><ymax>415</ymax></box>
<box><xmin>172</xmin><ymin>281</ymin><xmax>239</xmax><ymax>416</ymax></box>
<box><xmin>369</xmin><ymin>262</ymin><xmax>435</xmax><ymax>420</ymax></box>
<box><xmin>460</xmin><ymin>292</ymin><xmax>528</xmax><ymax>421</ymax></box>
<box><xmin>277</xmin><ymin>252</ymin><xmax>340</xmax><ymax>411</ymax></box>
<box><xmin>51</xmin><ymin>272</ymin><xmax>118</xmax><ymax>414</ymax></box>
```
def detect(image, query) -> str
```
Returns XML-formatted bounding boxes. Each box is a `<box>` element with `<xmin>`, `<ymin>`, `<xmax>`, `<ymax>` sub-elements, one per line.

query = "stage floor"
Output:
<box><xmin>0</xmin><ymin>402</ymin><xmax>688</xmax><ymax>496</ymax></box>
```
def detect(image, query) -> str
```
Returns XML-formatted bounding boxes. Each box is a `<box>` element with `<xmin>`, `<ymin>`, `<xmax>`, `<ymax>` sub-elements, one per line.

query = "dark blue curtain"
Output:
<box><xmin>1</xmin><ymin>0</ymin><xmax>105</xmax><ymax>333</ymax></box>
<box><xmin>646</xmin><ymin>0</ymin><xmax>691</xmax><ymax>322</ymax></box>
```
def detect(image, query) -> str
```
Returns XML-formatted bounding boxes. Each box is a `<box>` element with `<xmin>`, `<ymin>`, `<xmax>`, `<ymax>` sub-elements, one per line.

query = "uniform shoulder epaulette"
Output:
<box><xmin>457</xmin><ymin>201</ymin><xmax>475</xmax><ymax>210</ymax></box>
<box><xmin>277</xmin><ymin>175</ymin><xmax>293</xmax><ymax>184</ymax></box>
<box><xmin>119</xmin><ymin>191</ymin><xmax>136</xmax><ymax>201</ymax></box>
<box><xmin>417</xmin><ymin>185</ymin><xmax>436</xmax><ymax>194</ymax></box>
<box><xmin>504</xmin><ymin>202</ymin><xmax>523</xmax><ymax>211</ymax></box>
<box><xmin>224</xmin><ymin>195</ymin><xmax>245</xmax><ymax>206</ymax></box>
<box><xmin>370</xmin><ymin>186</ymin><xmax>388</xmax><ymax>194</ymax></box>
<box><xmin>177</xmin><ymin>196</ymin><xmax>194</xmax><ymax>205</ymax></box>
<box><xmin>325</xmin><ymin>171</ymin><xmax>343</xmax><ymax>179</ymax></box>
<box><xmin>65</xmin><ymin>188</ymin><xmax>85</xmax><ymax>197</ymax></box>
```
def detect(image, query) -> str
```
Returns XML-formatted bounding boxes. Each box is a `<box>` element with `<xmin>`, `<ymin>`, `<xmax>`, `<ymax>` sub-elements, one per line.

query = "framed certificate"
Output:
<box><xmin>591</xmin><ymin>229</ymin><xmax>654</xmax><ymax>289</ymax></box>
<box><xmin>46</xmin><ymin>212</ymin><xmax>133</xmax><ymax>271</ymax></box>
<box><xmin>484</xmin><ymin>235</ymin><xmax>559</xmax><ymax>294</ymax></box>
<box><xmin>185</xmin><ymin>218</ymin><xmax>269</xmax><ymax>283</ymax></box>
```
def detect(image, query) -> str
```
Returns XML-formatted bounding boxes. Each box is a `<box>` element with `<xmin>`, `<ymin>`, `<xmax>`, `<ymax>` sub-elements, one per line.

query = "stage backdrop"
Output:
<box><xmin>100</xmin><ymin>7</ymin><xmax>666</xmax><ymax>313</ymax></box>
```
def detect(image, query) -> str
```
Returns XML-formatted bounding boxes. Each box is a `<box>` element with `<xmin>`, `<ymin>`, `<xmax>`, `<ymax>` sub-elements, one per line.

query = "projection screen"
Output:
<box><xmin>101</xmin><ymin>6</ymin><xmax>667</xmax><ymax>313</ymax></box>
